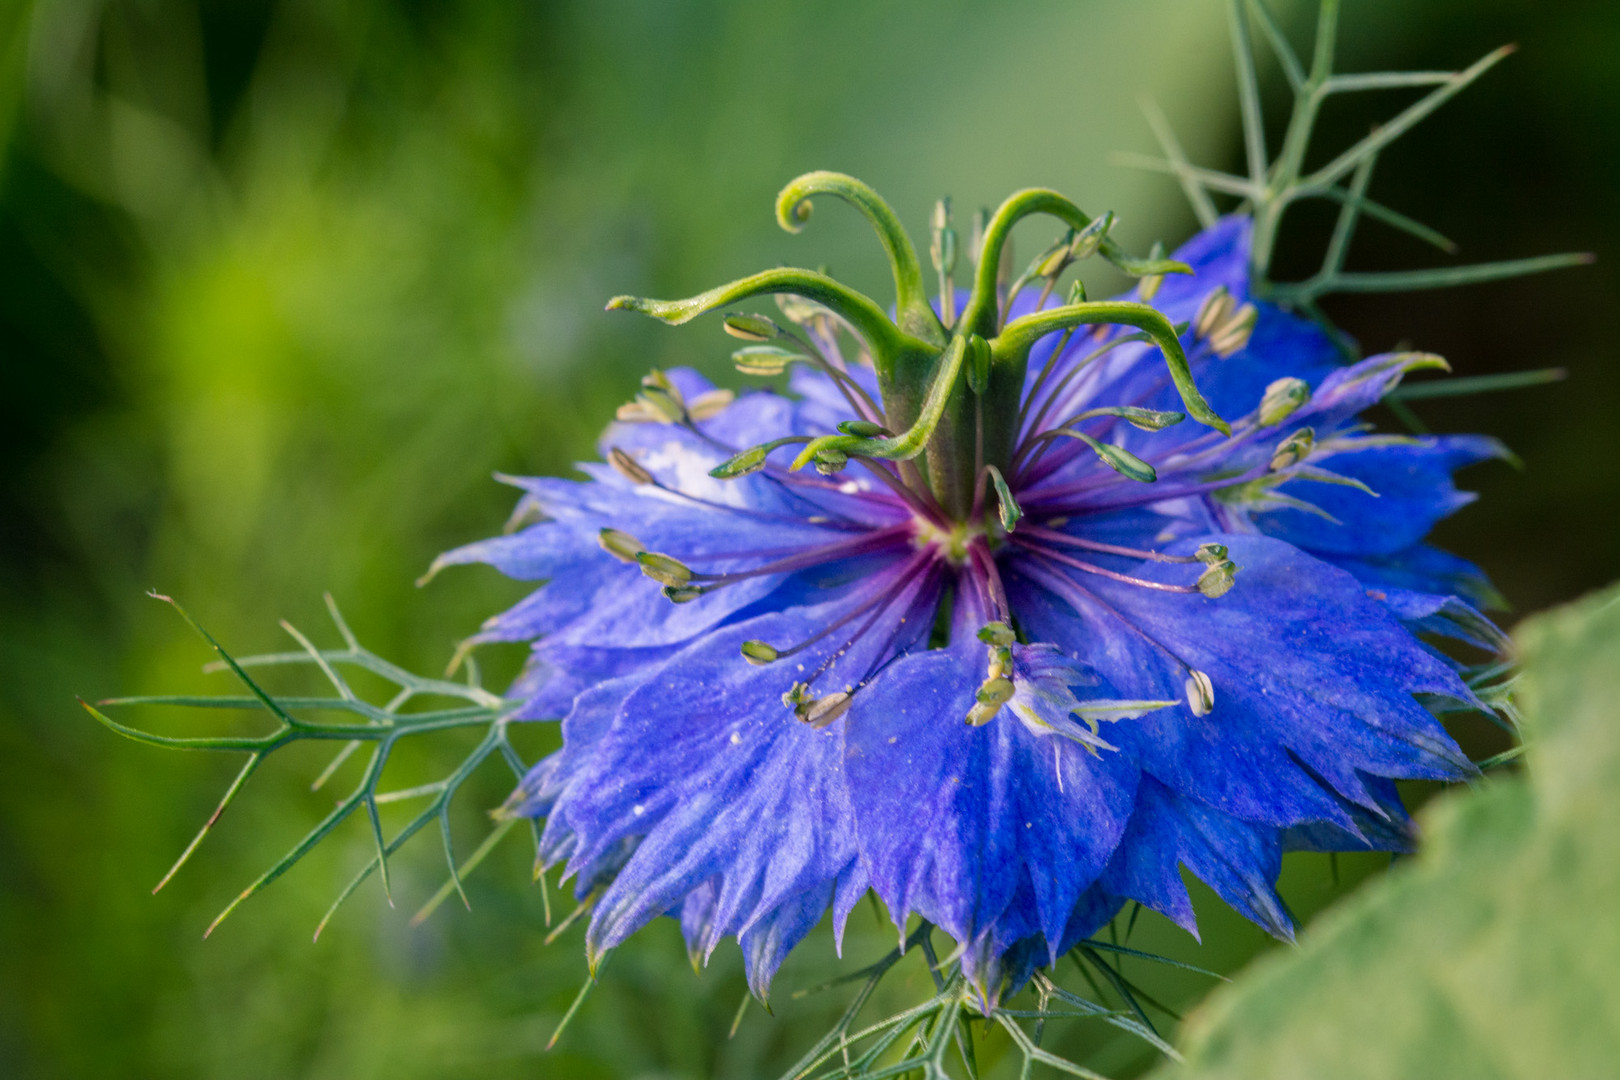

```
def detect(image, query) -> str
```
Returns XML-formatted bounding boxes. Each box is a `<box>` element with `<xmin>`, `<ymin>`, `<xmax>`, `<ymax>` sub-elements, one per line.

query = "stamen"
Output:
<box><xmin>598</xmin><ymin>528</ymin><xmax>647</xmax><ymax>563</ymax></box>
<box><xmin>1184</xmin><ymin>669</ymin><xmax>1215</xmax><ymax>716</ymax></box>
<box><xmin>1016</xmin><ymin>327</ymin><xmax>1156</xmax><ymax>448</ymax></box>
<box><xmin>967</xmin><ymin>540</ymin><xmax>1012</xmax><ymax>621</ymax></box>
<box><xmin>776</xmin><ymin>560</ymin><xmax>943</xmax><ymax>730</ymax></box>
<box><xmin>1021</xmin><ymin>429</ymin><xmax>1157</xmax><ymax>485</ymax></box>
<box><xmin>1013</xmin><ymin>540</ymin><xmax>1201</xmax><ymax>594</ymax></box>
<box><xmin>687</xmin><ymin>389</ymin><xmax>735</xmax><ymax>420</ymax></box>
<box><xmin>1258</xmin><ymin>377</ymin><xmax>1310</xmax><ymax>427</ymax></box>
<box><xmin>794</xmin><ymin>553</ymin><xmax>936</xmax><ymax>679</ymax></box>
<box><xmin>966</xmin><ymin>676</ymin><xmax>1014</xmax><ymax>727</ymax></box>
<box><xmin>799</xmin><ymin>692</ymin><xmax>852</xmax><ymax>729</ymax></box>
<box><xmin>1011</xmin><ymin>406</ymin><xmax>1183</xmax><ymax>479</ymax></box>
<box><xmin>722</xmin><ymin>312</ymin><xmax>782</xmax><ymax>341</ymax></box>
<box><xmin>675</xmin><ymin>526</ymin><xmax>911</xmax><ymax>588</ymax></box>
<box><xmin>1269</xmin><ymin>427</ymin><xmax>1316</xmax><ymax>470</ymax></box>
<box><xmin>1020</xmin><ymin>554</ymin><xmax>1210</xmax><ymax>701</ymax></box>
<box><xmin>740</xmin><ymin>550</ymin><xmax>932</xmax><ymax>665</ymax></box>
<box><xmin>635</xmin><ymin>552</ymin><xmax>693</xmax><ymax>587</ymax></box>
<box><xmin>1014</xmin><ymin>525</ymin><xmax>1200</xmax><ymax>564</ymax></box>
<box><xmin>1196</xmin><ymin>559</ymin><xmax>1239</xmax><ymax>598</ymax></box>
<box><xmin>1020</xmin><ymin>455</ymin><xmax>1274</xmax><ymax>516</ymax></box>
<box><xmin>607</xmin><ymin>447</ymin><xmax>654</xmax><ymax>485</ymax></box>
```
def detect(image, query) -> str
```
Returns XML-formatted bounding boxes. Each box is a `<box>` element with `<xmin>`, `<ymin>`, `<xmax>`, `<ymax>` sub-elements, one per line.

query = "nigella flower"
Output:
<box><xmin>431</xmin><ymin>173</ymin><xmax>1503</xmax><ymax>1005</ymax></box>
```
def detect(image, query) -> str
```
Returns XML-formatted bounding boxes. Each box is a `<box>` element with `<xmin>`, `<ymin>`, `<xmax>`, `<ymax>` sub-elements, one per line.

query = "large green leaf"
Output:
<box><xmin>1157</xmin><ymin>582</ymin><xmax>1620</xmax><ymax>1079</ymax></box>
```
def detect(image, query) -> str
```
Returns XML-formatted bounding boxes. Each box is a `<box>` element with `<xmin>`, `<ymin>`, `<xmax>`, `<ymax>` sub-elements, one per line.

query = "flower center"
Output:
<box><xmin>913</xmin><ymin>518</ymin><xmax>984</xmax><ymax>566</ymax></box>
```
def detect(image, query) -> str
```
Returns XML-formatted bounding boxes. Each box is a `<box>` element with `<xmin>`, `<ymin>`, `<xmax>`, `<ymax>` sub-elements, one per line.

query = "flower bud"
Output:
<box><xmin>1193</xmin><ymin>542</ymin><xmax>1229</xmax><ymax>565</ymax></box>
<box><xmin>1185</xmin><ymin>670</ymin><xmax>1215</xmax><ymax>717</ymax></box>
<box><xmin>722</xmin><ymin>312</ymin><xmax>781</xmax><ymax>341</ymax></box>
<box><xmin>1258</xmin><ymin>377</ymin><xmax>1310</xmax><ymax>427</ymax></box>
<box><xmin>1066</xmin><ymin>278</ymin><xmax>1088</xmax><ymax>306</ymax></box>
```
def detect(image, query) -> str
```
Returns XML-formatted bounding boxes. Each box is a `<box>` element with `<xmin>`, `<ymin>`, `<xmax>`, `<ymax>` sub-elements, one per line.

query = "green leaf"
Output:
<box><xmin>1158</xmin><ymin>581</ymin><xmax>1620</xmax><ymax>1079</ymax></box>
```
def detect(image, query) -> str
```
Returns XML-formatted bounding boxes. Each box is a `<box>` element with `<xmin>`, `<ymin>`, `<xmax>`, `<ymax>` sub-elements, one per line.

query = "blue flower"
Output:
<box><xmin>434</xmin><ymin>178</ymin><xmax>1503</xmax><ymax>1006</ymax></box>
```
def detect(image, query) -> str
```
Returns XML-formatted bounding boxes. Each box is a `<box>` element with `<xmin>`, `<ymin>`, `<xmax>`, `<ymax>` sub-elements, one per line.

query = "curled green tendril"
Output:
<box><xmin>996</xmin><ymin>300</ymin><xmax>1230</xmax><ymax>435</ymax></box>
<box><xmin>775</xmin><ymin>170</ymin><xmax>946</xmax><ymax>346</ymax></box>
<box><xmin>607</xmin><ymin>266</ymin><xmax>932</xmax><ymax>381</ymax></box>
<box><xmin>960</xmin><ymin>189</ymin><xmax>1193</xmax><ymax>340</ymax></box>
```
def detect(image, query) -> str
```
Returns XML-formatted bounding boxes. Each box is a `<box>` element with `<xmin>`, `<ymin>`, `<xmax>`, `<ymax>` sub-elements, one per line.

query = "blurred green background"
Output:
<box><xmin>1</xmin><ymin>0</ymin><xmax>1615</xmax><ymax>1076</ymax></box>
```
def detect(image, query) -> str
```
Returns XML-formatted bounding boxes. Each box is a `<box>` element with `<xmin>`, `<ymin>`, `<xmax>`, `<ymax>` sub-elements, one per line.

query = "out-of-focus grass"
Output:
<box><xmin>1</xmin><ymin>1</ymin><xmax>1616</xmax><ymax>1076</ymax></box>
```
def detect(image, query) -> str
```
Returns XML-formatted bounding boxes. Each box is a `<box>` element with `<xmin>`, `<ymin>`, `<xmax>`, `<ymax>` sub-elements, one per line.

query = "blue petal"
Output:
<box><xmin>1328</xmin><ymin>542</ymin><xmax>1502</xmax><ymax>611</ymax></box>
<box><xmin>1255</xmin><ymin>434</ymin><xmax>1510</xmax><ymax>558</ymax></box>
<box><xmin>1101</xmin><ymin>777</ymin><xmax>1292</xmax><ymax>941</ymax></box>
<box><xmin>1009</xmin><ymin>535</ymin><xmax>1475</xmax><ymax>827</ymax></box>
<box><xmin>842</xmin><ymin>643</ymin><xmax>1139</xmax><ymax>958</ymax></box>
<box><xmin>1281</xmin><ymin>774</ymin><xmax>1416</xmax><ymax>855</ymax></box>
<box><xmin>543</xmin><ymin>588</ymin><xmax>930</xmax><ymax>982</ymax></box>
